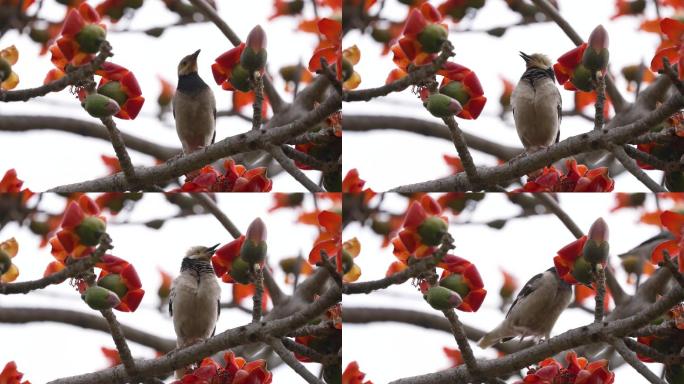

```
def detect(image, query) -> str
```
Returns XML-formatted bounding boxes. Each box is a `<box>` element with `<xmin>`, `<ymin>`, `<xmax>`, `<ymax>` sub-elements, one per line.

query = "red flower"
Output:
<box><xmin>436</xmin><ymin>62</ymin><xmax>487</xmax><ymax>119</ymax></box>
<box><xmin>437</xmin><ymin>254</ymin><xmax>487</xmax><ymax>312</ymax></box>
<box><xmin>553</xmin><ymin>236</ymin><xmax>590</xmax><ymax>285</ymax></box>
<box><xmin>500</xmin><ymin>269</ymin><xmax>518</xmax><ymax>301</ymax></box>
<box><xmin>651</xmin><ymin>18</ymin><xmax>684</xmax><ymax>80</ymax></box>
<box><xmin>93</xmin><ymin>62</ymin><xmax>145</xmax><ymax>120</ymax></box>
<box><xmin>172</xmin><ymin>352</ymin><xmax>272</xmax><ymax>384</ymax></box>
<box><xmin>342</xmin><ymin>361</ymin><xmax>372</xmax><ymax>384</ymax></box>
<box><xmin>554</xmin><ymin>43</ymin><xmax>592</xmax><ymax>91</ymax></box>
<box><xmin>308</xmin><ymin>18</ymin><xmax>342</xmax><ymax>78</ymax></box>
<box><xmin>443</xmin><ymin>347</ymin><xmax>463</xmax><ymax>367</ymax></box>
<box><xmin>101</xmin><ymin>346</ymin><xmax>122</xmax><ymax>367</ymax></box>
<box><xmin>393</xmin><ymin>3</ymin><xmax>446</xmax><ymax>68</ymax></box>
<box><xmin>342</xmin><ymin>169</ymin><xmax>376</xmax><ymax>203</ymax></box>
<box><xmin>232</xmin><ymin>283</ymin><xmax>269</xmax><ymax>310</ymax></box>
<box><xmin>96</xmin><ymin>254</ymin><xmax>145</xmax><ymax>312</ymax></box>
<box><xmin>517</xmin><ymin>159</ymin><xmax>614</xmax><ymax>192</ymax></box>
<box><xmin>179</xmin><ymin>160</ymin><xmax>272</xmax><ymax>192</ymax></box>
<box><xmin>609</xmin><ymin>193</ymin><xmax>646</xmax><ymax>212</ymax></box>
<box><xmin>0</xmin><ymin>361</ymin><xmax>29</xmax><ymax>384</ymax></box>
<box><xmin>268</xmin><ymin>193</ymin><xmax>305</xmax><ymax>212</ymax></box>
<box><xmin>232</xmin><ymin>91</ymin><xmax>269</xmax><ymax>117</ymax></box>
<box><xmin>212</xmin><ymin>236</ymin><xmax>246</xmax><ymax>283</ymax></box>
<box><xmin>651</xmin><ymin>210</ymin><xmax>684</xmax><ymax>272</ymax></box>
<box><xmin>0</xmin><ymin>169</ymin><xmax>32</xmax><ymax>203</ymax></box>
<box><xmin>51</xmin><ymin>194</ymin><xmax>107</xmax><ymax>260</ymax></box>
<box><xmin>392</xmin><ymin>195</ymin><xmax>448</xmax><ymax>264</ymax></box>
<box><xmin>308</xmin><ymin>210</ymin><xmax>342</xmax><ymax>267</ymax></box>
<box><xmin>158</xmin><ymin>76</ymin><xmax>174</xmax><ymax>107</ymax></box>
<box><xmin>51</xmin><ymin>3</ymin><xmax>107</xmax><ymax>68</ymax></box>
<box><xmin>212</xmin><ymin>43</ymin><xmax>250</xmax><ymax>92</ymax></box>
<box><xmin>610</xmin><ymin>0</ymin><xmax>646</xmax><ymax>19</ymax></box>
<box><xmin>268</xmin><ymin>0</ymin><xmax>305</xmax><ymax>20</ymax></box>
<box><xmin>515</xmin><ymin>351</ymin><xmax>614</xmax><ymax>384</ymax></box>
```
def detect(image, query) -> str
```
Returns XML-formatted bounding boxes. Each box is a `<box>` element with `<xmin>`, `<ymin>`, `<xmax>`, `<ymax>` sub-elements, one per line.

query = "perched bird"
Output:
<box><xmin>478</xmin><ymin>267</ymin><xmax>572</xmax><ymax>349</ymax></box>
<box><xmin>170</xmin><ymin>244</ymin><xmax>221</xmax><ymax>377</ymax></box>
<box><xmin>511</xmin><ymin>52</ymin><xmax>562</xmax><ymax>154</ymax></box>
<box><xmin>174</xmin><ymin>50</ymin><xmax>217</xmax><ymax>155</ymax></box>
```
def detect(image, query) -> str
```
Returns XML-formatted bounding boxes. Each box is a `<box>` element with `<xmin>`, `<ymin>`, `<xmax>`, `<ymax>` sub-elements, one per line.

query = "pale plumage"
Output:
<box><xmin>511</xmin><ymin>52</ymin><xmax>562</xmax><ymax>153</ymax></box>
<box><xmin>173</xmin><ymin>50</ymin><xmax>217</xmax><ymax>154</ymax></box>
<box><xmin>478</xmin><ymin>267</ymin><xmax>572</xmax><ymax>349</ymax></box>
<box><xmin>170</xmin><ymin>244</ymin><xmax>221</xmax><ymax>377</ymax></box>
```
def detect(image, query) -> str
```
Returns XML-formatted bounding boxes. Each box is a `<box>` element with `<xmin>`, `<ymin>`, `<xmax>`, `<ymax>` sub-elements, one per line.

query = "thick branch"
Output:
<box><xmin>48</xmin><ymin>93</ymin><xmax>341</xmax><ymax>192</ymax></box>
<box><xmin>0</xmin><ymin>256</ymin><xmax>99</xmax><ymax>294</ymax></box>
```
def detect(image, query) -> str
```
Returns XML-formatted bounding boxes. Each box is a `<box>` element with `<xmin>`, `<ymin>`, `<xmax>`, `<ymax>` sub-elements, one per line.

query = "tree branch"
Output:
<box><xmin>268</xmin><ymin>338</ymin><xmax>325</xmax><ymax>384</ymax></box>
<box><xmin>267</xmin><ymin>145</ymin><xmax>324</xmax><ymax>192</ymax></box>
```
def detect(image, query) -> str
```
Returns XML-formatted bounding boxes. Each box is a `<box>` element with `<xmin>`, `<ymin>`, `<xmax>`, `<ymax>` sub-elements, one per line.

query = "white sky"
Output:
<box><xmin>0</xmin><ymin>193</ymin><xmax>337</xmax><ymax>382</ymax></box>
<box><xmin>343</xmin><ymin>193</ymin><xmax>676</xmax><ymax>383</ymax></box>
<box><xmin>342</xmin><ymin>0</ymin><xmax>668</xmax><ymax>192</ymax></box>
<box><xmin>0</xmin><ymin>0</ymin><xmax>329</xmax><ymax>191</ymax></box>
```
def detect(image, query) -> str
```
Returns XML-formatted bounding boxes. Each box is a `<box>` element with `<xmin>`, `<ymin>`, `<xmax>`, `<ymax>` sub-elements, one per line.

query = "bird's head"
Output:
<box><xmin>178</xmin><ymin>49</ymin><xmax>201</xmax><ymax>76</ymax></box>
<box><xmin>519</xmin><ymin>52</ymin><xmax>552</xmax><ymax>70</ymax></box>
<box><xmin>185</xmin><ymin>243</ymin><xmax>220</xmax><ymax>261</ymax></box>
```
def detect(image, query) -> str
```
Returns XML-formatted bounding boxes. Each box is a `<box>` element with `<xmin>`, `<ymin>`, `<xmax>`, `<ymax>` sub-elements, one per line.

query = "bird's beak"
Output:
<box><xmin>519</xmin><ymin>51</ymin><xmax>532</xmax><ymax>63</ymax></box>
<box><xmin>190</xmin><ymin>49</ymin><xmax>201</xmax><ymax>62</ymax></box>
<box><xmin>206</xmin><ymin>243</ymin><xmax>220</xmax><ymax>254</ymax></box>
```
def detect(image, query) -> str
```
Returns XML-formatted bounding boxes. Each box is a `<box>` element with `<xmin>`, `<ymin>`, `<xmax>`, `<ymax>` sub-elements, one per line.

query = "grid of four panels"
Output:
<box><xmin>0</xmin><ymin>0</ymin><xmax>683</xmax><ymax>383</ymax></box>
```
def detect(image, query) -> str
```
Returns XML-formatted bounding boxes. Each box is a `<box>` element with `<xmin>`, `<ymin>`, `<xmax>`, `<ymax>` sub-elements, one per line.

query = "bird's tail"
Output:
<box><xmin>477</xmin><ymin>323</ymin><xmax>514</xmax><ymax>349</ymax></box>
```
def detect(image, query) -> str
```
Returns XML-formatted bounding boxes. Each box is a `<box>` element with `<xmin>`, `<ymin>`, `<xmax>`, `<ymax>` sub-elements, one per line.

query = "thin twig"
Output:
<box><xmin>252</xmin><ymin>264</ymin><xmax>264</xmax><ymax>323</ymax></box>
<box><xmin>442</xmin><ymin>309</ymin><xmax>481</xmax><ymax>379</ymax></box>
<box><xmin>611</xmin><ymin>144</ymin><xmax>667</xmax><ymax>192</ymax></box>
<box><xmin>593</xmin><ymin>264</ymin><xmax>606</xmax><ymax>323</ymax></box>
<box><xmin>251</xmin><ymin>72</ymin><xmax>264</xmax><ymax>130</ymax></box>
<box><xmin>444</xmin><ymin>117</ymin><xmax>481</xmax><ymax>189</ymax></box>
<box><xmin>268</xmin><ymin>145</ymin><xmax>325</xmax><ymax>192</ymax></box>
<box><xmin>594</xmin><ymin>73</ymin><xmax>606</xmax><ymax>131</ymax></box>
<box><xmin>610</xmin><ymin>337</ymin><xmax>667</xmax><ymax>384</ymax></box>
<box><xmin>268</xmin><ymin>338</ymin><xmax>325</xmax><ymax>384</ymax></box>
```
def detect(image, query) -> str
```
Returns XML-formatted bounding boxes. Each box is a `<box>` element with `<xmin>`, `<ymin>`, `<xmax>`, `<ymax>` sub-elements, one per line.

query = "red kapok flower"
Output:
<box><xmin>179</xmin><ymin>160</ymin><xmax>272</xmax><ymax>192</ymax></box>
<box><xmin>0</xmin><ymin>169</ymin><xmax>32</xmax><ymax>203</ymax></box>
<box><xmin>517</xmin><ymin>159</ymin><xmax>614</xmax><ymax>192</ymax></box>
<box><xmin>308</xmin><ymin>18</ymin><xmax>342</xmax><ymax>78</ymax></box>
<box><xmin>268</xmin><ymin>193</ymin><xmax>305</xmax><ymax>212</ymax></box>
<box><xmin>651</xmin><ymin>210</ymin><xmax>684</xmax><ymax>272</ymax></box>
<box><xmin>342</xmin><ymin>169</ymin><xmax>376</xmax><ymax>203</ymax></box>
<box><xmin>308</xmin><ymin>210</ymin><xmax>342</xmax><ymax>267</ymax></box>
<box><xmin>515</xmin><ymin>351</ymin><xmax>614</xmax><ymax>384</ymax></box>
<box><xmin>172</xmin><ymin>352</ymin><xmax>272</xmax><ymax>384</ymax></box>
<box><xmin>443</xmin><ymin>347</ymin><xmax>463</xmax><ymax>367</ymax></box>
<box><xmin>437</xmin><ymin>254</ymin><xmax>487</xmax><ymax>312</ymax></box>
<box><xmin>51</xmin><ymin>194</ymin><xmax>107</xmax><ymax>260</ymax></box>
<box><xmin>554</xmin><ymin>43</ymin><xmax>594</xmax><ymax>91</ymax></box>
<box><xmin>52</xmin><ymin>3</ymin><xmax>107</xmax><ymax>68</ymax></box>
<box><xmin>101</xmin><ymin>346</ymin><xmax>122</xmax><ymax>367</ymax></box>
<box><xmin>0</xmin><ymin>361</ymin><xmax>29</xmax><ymax>384</ymax></box>
<box><xmin>393</xmin><ymin>3</ymin><xmax>447</xmax><ymax>68</ymax></box>
<box><xmin>268</xmin><ymin>0</ymin><xmax>305</xmax><ymax>20</ymax></box>
<box><xmin>553</xmin><ymin>235</ymin><xmax>591</xmax><ymax>285</ymax></box>
<box><xmin>651</xmin><ymin>18</ymin><xmax>684</xmax><ymax>80</ymax></box>
<box><xmin>611</xmin><ymin>0</ymin><xmax>646</xmax><ymax>19</ymax></box>
<box><xmin>96</xmin><ymin>254</ymin><xmax>145</xmax><ymax>312</ymax></box>
<box><xmin>212</xmin><ymin>43</ymin><xmax>251</xmax><ymax>92</ymax></box>
<box><xmin>212</xmin><ymin>236</ymin><xmax>246</xmax><ymax>283</ymax></box>
<box><xmin>392</xmin><ymin>195</ymin><xmax>447</xmax><ymax>264</ymax></box>
<box><xmin>94</xmin><ymin>62</ymin><xmax>145</xmax><ymax>120</ymax></box>
<box><xmin>438</xmin><ymin>62</ymin><xmax>487</xmax><ymax>120</ymax></box>
<box><xmin>342</xmin><ymin>361</ymin><xmax>373</xmax><ymax>384</ymax></box>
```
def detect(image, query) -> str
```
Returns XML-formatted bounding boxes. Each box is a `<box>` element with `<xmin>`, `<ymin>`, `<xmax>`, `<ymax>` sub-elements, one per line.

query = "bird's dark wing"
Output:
<box><xmin>217</xmin><ymin>299</ymin><xmax>221</xmax><ymax>320</ymax></box>
<box><xmin>211</xmin><ymin>130</ymin><xmax>216</xmax><ymax>145</ymax></box>
<box><xmin>506</xmin><ymin>272</ymin><xmax>544</xmax><ymax>318</ymax></box>
<box><xmin>556</xmin><ymin>88</ymin><xmax>562</xmax><ymax>144</ymax></box>
<box><xmin>168</xmin><ymin>291</ymin><xmax>174</xmax><ymax>316</ymax></box>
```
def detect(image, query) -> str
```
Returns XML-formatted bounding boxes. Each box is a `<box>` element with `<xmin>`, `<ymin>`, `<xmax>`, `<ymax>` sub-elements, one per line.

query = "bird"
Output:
<box><xmin>173</xmin><ymin>49</ymin><xmax>217</xmax><ymax>155</ymax></box>
<box><xmin>511</xmin><ymin>52</ymin><xmax>562</xmax><ymax>154</ymax></box>
<box><xmin>478</xmin><ymin>267</ymin><xmax>572</xmax><ymax>349</ymax></box>
<box><xmin>169</xmin><ymin>244</ymin><xmax>221</xmax><ymax>377</ymax></box>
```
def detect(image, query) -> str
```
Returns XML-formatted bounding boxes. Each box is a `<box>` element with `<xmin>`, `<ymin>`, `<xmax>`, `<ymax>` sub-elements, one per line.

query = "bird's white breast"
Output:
<box><xmin>512</xmin><ymin>78</ymin><xmax>560</xmax><ymax>149</ymax></box>
<box><xmin>171</xmin><ymin>273</ymin><xmax>220</xmax><ymax>347</ymax></box>
<box><xmin>173</xmin><ymin>88</ymin><xmax>216</xmax><ymax>154</ymax></box>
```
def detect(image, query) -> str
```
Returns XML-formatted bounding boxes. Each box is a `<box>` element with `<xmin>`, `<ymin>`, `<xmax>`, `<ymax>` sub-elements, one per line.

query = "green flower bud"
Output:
<box><xmin>231</xmin><ymin>64</ymin><xmax>252</xmax><ymax>92</ymax></box>
<box><xmin>230</xmin><ymin>257</ymin><xmax>251</xmax><ymax>284</ymax></box>
<box><xmin>105</xmin><ymin>6</ymin><xmax>125</xmax><ymax>21</ymax></box>
<box><xmin>241</xmin><ymin>218</ymin><xmax>267</xmax><ymax>264</ymax></box>
<box><xmin>98</xmin><ymin>274</ymin><xmax>128</xmax><ymax>298</ymax></box>
<box><xmin>621</xmin><ymin>255</ymin><xmax>642</xmax><ymax>274</ymax></box>
<box><xmin>84</xmin><ymin>286</ymin><xmax>121</xmax><ymax>310</ymax></box>
<box><xmin>425</xmin><ymin>286</ymin><xmax>463</xmax><ymax>310</ymax></box>
<box><xmin>582</xmin><ymin>47</ymin><xmax>609</xmax><ymax>73</ymax></box>
<box><xmin>440</xmin><ymin>81</ymin><xmax>471</xmax><ymax>106</ymax></box>
<box><xmin>426</xmin><ymin>93</ymin><xmax>463</xmax><ymax>118</ymax></box>
<box><xmin>125</xmin><ymin>0</ymin><xmax>144</xmax><ymax>9</ymax></box>
<box><xmin>467</xmin><ymin>0</ymin><xmax>486</xmax><ymax>9</ymax></box>
<box><xmin>287</xmin><ymin>193</ymin><xmax>305</xmax><ymax>206</ymax></box>
<box><xmin>287</xmin><ymin>0</ymin><xmax>304</xmax><ymax>14</ymax></box>
<box><xmin>0</xmin><ymin>249</ymin><xmax>11</xmax><ymax>275</ymax></box>
<box><xmin>440</xmin><ymin>274</ymin><xmax>470</xmax><ymax>298</ymax></box>
<box><xmin>370</xmin><ymin>219</ymin><xmax>391</xmax><ymax>236</ymax></box>
<box><xmin>417</xmin><ymin>216</ymin><xmax>448</xmax><ymax>246</ymax></box>
<box><xmin>571</xmin><ymin>256</ymin><xmax>594</xmax><ymax>285</ymax></box>
<box><xmin>76</xmin><ymin>24</ymin><xmax>107</xmax><ymax>54</ymax></box>
<box><xmin>279</xmin><ymin>257</ymin><xmax>300</xmax><ymax>274</ymax></box>
<box><xmin>341</xmin><ymin>250</ymin><xmax>354</xmax><ymax>274</ymax></box>
<box><xmin>97</xmin><ymin>81</ymin><xmax>128</xmax><ymax>106</ymax></box>
<box><xmin>29</xmin><ymin>220</ymin><xmax>50</xmax><ymax>235</ymax></box>
<box><xmin>29</xmin><ymin>28</ymin><xmax>50</xmax><ymax>43</ymax></box>
<box><xmin>241</xmin><ymin>25</ymin><xmax>267</xmax><ymax>72</ymax></box>
<box><xmin>341</xmin><ymin>58</ymin><xmax>354</xmax><ymax>81</ymax></box>
<box><xmin>417</xmin><ymin>24</ymin><xmax>448</xmax><ymax>53</ymax></box>
<box><xmin>83</xmin><ymin>93</ymin><xmax>121</xmax><ymax>118</ymax></box>
<box><xmin>75</xmin><ymin>216</ymin><xmax>107</xmax><ymax>246</ymax></box>
<box><xmin>583</xmin><ymin>239</ymin><xmax>610</xmax><ymax>265</ymax></box>
<box><xmin>571</xmin><ymin>64</ymin><xmax>594</xmax><ymax>92</ymax></box>
<box><xmin>629</xmin><ymin>0</ymin><xmax>646</xmax><ymax>14</ymax></box>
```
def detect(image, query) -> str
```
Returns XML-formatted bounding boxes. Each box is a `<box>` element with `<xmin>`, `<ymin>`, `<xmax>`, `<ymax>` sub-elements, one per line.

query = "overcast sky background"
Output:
<box><xmin>343</xmin><ymin>0</ymin><xmax>667</xmax><ymax>192</ymax></box>
<box><xmin>0</xmin><ymin>193</ymin><xmax>336</xmax><ymax>382</ymax></box>
<box><xmin>343</xmin><ymin>193</ymin><xmax>674</xmax><ymax>383</ymax></box>
<box><xmin>0</xmin><ymin>0</ymin><xmax>328</xmax><ymax>191</ymax></box>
